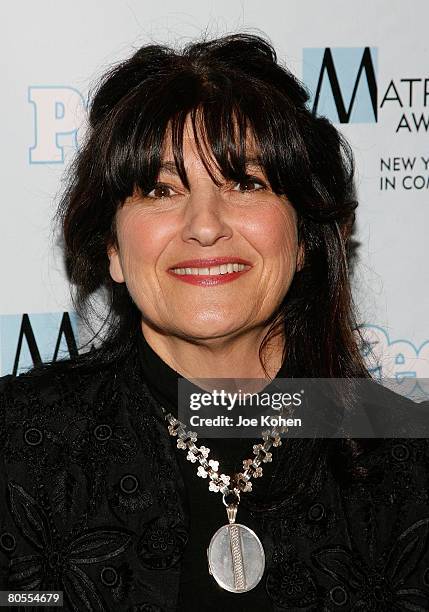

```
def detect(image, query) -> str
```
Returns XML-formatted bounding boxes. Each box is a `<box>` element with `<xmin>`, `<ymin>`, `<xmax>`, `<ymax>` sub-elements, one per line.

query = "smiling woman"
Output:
<box><xmin>59</xmin><ymin>32</ymin><xmax>362</xmax><ymax>383</ymax></box>
<box><xmin>1</xmin><ymin>33</ymin><xmax>429</xmax><ymax>612</ymax></box>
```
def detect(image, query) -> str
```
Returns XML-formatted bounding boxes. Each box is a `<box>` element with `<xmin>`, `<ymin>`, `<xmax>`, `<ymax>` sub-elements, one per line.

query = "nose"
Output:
<box><xmin>181</xmin><ymin>185</ymin><xmax>232</xmax><ymax>246</ymax></box>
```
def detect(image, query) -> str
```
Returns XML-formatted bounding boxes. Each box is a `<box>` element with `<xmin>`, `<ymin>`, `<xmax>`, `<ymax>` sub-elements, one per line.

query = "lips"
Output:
<box><xmin>167</xmin><ymin>266</ymin><xmax>250</xmax><ymax>286</ymax></box>
<box><xmin>169</xmin><ymin>257</ymin><xmax>252</xmax><ymax>269</ymax></box>
<box><xmin>167</xmin><ymin>256</ymin><xmax>252</xmax><ymax>286</ymax></box>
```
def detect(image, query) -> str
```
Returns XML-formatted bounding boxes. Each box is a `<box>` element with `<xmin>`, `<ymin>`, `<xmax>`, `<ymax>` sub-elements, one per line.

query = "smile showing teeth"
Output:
<box><xmin>171</xmin><ymin>263</ymin><xmax>247</xmax><ymax>275</ymax></box>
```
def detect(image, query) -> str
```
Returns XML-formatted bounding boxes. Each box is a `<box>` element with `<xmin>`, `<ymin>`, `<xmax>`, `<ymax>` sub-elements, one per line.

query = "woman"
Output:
<box><xmin>1</xmin><ymin>33</ymin><xmax>429</xmax><ymax>611</ymax></box>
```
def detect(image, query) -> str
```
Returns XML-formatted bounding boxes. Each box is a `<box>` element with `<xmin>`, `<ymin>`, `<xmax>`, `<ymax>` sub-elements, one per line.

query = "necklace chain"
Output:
<box><xmin>161</xmin><ymin>405</ymin><xmax>289</xmax><ymax>502</ymax></box>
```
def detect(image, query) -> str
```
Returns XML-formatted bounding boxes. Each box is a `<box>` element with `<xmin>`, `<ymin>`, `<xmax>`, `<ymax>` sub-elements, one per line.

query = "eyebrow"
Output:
<box><xmin>158</xmin><ymin>157</ymin><xmax>263</xmax><ymax>176</ymax></box>
<box><xmin>158</xmin><ymin>161</ymin><xmax>180</xmax><ymax>175</ymax></box>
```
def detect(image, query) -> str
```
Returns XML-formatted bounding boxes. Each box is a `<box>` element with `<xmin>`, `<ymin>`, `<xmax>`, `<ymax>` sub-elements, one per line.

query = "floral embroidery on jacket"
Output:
<box><xmin>312</xmin><ymin>517</ymin><xmax>429</xmax><ymax>610</ymax></box>
<box><xmin>265</xmin><ymin>544</ymin><xmax>319</xmax><ymax>609</ymax></box>
<box><xmin>6</xmin><ymin>481</ymin><xmax>132</xmax><ymax>611</ymax></box>
<box><xmin>136</xmin><ymin>515</ymin><xmax>188</xmax><ymax>571</ymax></box>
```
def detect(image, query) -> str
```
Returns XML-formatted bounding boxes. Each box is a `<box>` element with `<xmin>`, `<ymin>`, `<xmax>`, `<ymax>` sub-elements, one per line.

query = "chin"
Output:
<box><xmin>173</xmin><ymin>318</ymin><xmax>245</xmax><ymax>341</ymax></box>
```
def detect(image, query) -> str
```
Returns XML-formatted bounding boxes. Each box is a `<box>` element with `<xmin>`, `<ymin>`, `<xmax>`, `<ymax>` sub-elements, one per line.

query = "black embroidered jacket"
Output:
<box><xmin>1</xmin><ymin>343</ymin><xmax>429</xmax><ymax>612</ymax></box>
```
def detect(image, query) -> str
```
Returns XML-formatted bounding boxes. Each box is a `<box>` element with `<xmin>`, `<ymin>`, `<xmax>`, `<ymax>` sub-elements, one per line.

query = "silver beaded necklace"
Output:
<box><xmin>161</xmin><ymin>405</ymin><xmax>287</xmax><ymax>593</ymax></box>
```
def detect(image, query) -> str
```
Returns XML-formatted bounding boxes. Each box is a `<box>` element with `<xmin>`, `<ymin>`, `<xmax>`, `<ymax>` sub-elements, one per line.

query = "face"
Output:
<box><xmin>108</xmin><ymin>117</ymin><xmax>302</xmax><ymax>342</ymax></box>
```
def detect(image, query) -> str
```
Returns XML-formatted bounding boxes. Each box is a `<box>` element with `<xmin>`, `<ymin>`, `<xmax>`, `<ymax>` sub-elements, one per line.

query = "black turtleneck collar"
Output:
<box><xmin>137</xmin><ymin>330</ymin><xmax>289</xmax><ymax>418</ymax></box>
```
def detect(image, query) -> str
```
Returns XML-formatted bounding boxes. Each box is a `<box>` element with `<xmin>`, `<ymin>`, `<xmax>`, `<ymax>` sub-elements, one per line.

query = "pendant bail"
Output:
<box><xmin>226</xmin><ymin>504</ymin><xmax>237</xmax><ymax>524</ymax></box>
<box><xmin>222</xmin><ymin>489</ymin><xmax>240</xmax><ymax>524</ymax></box>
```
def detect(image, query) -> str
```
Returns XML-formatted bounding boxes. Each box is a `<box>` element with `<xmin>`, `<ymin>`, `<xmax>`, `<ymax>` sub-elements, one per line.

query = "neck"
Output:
<box><xmin>140</xmin><ymin>320</ymin><xmax>285</xmax><ymax>381</ymax></box>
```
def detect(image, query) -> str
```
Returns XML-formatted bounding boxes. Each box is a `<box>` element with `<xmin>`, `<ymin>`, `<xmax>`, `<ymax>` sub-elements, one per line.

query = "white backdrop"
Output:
<box><xmin>1</xmin><ymin>0</ymin><xmax>428</xmax><ymax>390</ymax></box>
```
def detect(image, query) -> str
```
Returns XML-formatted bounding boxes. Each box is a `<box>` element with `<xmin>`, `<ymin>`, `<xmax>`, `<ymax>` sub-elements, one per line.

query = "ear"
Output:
<box><xmin>107</xmin><ymin>244</ymin><xmax>125</xmax><ymax>283</ymax></box>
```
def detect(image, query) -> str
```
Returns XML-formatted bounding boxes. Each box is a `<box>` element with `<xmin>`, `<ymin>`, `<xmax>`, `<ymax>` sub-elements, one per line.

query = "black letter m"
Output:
<box><xmin>13</xmin><ymin>312</ymin><xmax>78</xmax><ymax>375</ymax></box>
<box><xmin>312</xmin><ymin>47</ymin><xmax>377</xmax><ymax>122</ymax></box>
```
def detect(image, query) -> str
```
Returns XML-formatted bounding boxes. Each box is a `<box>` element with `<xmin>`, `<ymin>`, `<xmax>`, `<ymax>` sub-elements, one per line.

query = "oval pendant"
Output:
<box><xmin>207</xmin><ymin>523</ymin><xmax>265</xmax><ymax>593</ymax></box>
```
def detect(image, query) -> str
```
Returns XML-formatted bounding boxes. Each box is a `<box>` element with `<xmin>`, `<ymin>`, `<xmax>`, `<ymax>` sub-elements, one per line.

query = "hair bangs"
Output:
<box><xmin>101</xmin><ymin>69</ymin><xmax>306</xmax><ymax>204</ymax></box>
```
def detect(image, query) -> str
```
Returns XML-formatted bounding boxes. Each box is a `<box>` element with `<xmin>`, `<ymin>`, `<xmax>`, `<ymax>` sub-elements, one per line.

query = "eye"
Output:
<box><xmin>232</xmin><ymin>177</ymin><xmax>266</xmax><ymax>193</ymax></box>
<box><xmin>145</xmin><ymin>183</ymin><xmax>176</xmax><ymax>199</ymax></box>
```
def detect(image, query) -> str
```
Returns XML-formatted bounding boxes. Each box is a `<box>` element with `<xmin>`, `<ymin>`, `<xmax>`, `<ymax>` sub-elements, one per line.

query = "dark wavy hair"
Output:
<box><xmin>58</xmin><ymin>32</ymin><xmax>369</xmax><ymax>386</ymax></box>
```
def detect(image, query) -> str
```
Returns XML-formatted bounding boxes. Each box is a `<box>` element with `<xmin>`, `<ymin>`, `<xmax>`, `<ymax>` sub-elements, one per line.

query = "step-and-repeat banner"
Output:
<box><xmin>1</xmin><ymin>1</ymin><xmax>428</xmax><ymax>394</ymax></box>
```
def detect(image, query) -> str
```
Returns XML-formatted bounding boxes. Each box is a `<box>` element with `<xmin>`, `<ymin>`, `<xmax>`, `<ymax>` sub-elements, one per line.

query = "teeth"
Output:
<box><xmin>171</xmin><ymin>263</ymin><xmax>247</xmax><ymax>275</ymax></box>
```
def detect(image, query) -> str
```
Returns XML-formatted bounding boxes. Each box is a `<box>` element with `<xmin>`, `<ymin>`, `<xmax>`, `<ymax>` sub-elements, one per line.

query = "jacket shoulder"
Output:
<box><xmin>0</xmin><ymin>355</ymin><xmax>120</xmax><ymax>448</ymax></box>
<box><xmin>1</xmin><ymin>355</ymin><xmax>110</xmax><ymax>401</ymax></box>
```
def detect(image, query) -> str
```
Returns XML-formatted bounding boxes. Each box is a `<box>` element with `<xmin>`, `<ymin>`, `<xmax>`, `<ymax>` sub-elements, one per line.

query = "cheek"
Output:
<box><xmin>116</xmin><ymin>211</ymin><xmax>168</xmax><ymax>272</ymax></box>
<box><xmin>247</xmin><ymin>205</ymin><xmax>298</xmax><ymax>263</ymax></box>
